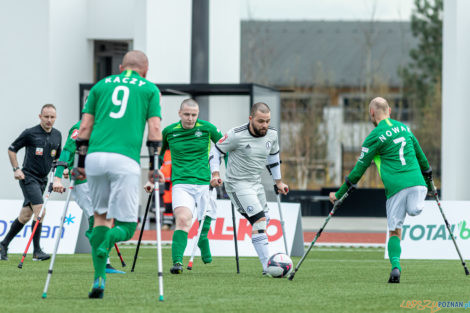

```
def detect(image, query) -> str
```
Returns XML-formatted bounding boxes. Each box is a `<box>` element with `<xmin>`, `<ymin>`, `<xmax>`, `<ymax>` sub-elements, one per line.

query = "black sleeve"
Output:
<box><xmin>56</xmin><ymin>134</ymin><xmax>62</xmax><ymax>160</ymax></box>
<box><xmin>8</xmin><ymin>129</ymin><xmax>29</xmax><ymax>153</ymax></box>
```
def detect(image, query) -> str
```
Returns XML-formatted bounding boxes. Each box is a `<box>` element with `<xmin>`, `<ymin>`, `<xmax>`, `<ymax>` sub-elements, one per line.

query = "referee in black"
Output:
<box><xmin>0</xmin><ymin>104</ymin><xmax>62</xmax><ymax>261</ymax></box>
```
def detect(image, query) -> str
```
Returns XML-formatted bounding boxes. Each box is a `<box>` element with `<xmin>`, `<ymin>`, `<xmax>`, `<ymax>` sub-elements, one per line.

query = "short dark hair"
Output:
<box><xmin>250</xmin><ymin>102</ymin><xmax>270</xmax><ymax>116</ymax></box>
<box><xmin>41</xmin><ymin>104</ymin><xmax>56</xmax><ymax>114</ymax></box>
<box><xmin>180</xmin><ymin>98</ymin><xmax>199</xmax><ymax>110</ymax></box>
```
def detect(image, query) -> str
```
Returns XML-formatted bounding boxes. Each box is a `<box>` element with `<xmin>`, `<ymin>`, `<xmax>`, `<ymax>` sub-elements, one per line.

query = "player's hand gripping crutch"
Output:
<box><xmin>18</xmin><ymin>162</ymin><xmax>58</xmax><ymax>269</ymax></box>
<box><xmin>289</xmin><ymin>178</ymin><xmax>356</xmax><ymax>281</ymax></box>
<box><xmin>424</xmin><ymin>169</ymin><xmax>470</xmax><ymax>276</ymax></box>
<box><xmin>42</xmin><ymin>160</ymin><xmax>78</xmax><ymax>298</ymax></box>
<box><xmin>131</xmin><ymin>188</ymin><xmax>153</xmax><ymax>272</ymax></box>
<box><xmin>147</xmin><ymin>140</ymin><xmax>164</xmax><ymax>301</ymax></box>
<box><xmin>187</xmin><ymin>187</ymin><xmax>216</xmax><ymax>270</ymax></box>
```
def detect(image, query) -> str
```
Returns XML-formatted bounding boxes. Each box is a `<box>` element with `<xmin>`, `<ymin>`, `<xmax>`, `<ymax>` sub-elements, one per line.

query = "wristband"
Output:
<box><xmin>13</xmin><ymin>167</ymin><xmax>20</xmax><ymax>172</ymax></box>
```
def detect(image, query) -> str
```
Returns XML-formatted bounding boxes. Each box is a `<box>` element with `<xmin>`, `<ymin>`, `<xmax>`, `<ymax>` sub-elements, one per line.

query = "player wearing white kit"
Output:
<box><xmin>210</xmin><ymin>102</ymin><xmax>289</xmax><ymax>274</ymax></box>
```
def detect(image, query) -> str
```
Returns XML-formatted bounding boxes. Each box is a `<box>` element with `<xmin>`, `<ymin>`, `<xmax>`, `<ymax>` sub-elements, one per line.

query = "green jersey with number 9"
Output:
<box><xmin>82</xmin><ymin>70</ymin><xmax>162</xmax><ymax>164</ymax></box>
<box><xmin>336</xmin><ymin>118</ymin><xmax>430</xmax><ymax>199</ymax></box>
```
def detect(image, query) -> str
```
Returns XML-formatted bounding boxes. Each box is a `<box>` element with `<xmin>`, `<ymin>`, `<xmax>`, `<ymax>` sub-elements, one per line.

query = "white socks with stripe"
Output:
<box><xmin>252</xmin><ymin>233</ymin><xmax>269</xmax><ymax>271</ymax></box>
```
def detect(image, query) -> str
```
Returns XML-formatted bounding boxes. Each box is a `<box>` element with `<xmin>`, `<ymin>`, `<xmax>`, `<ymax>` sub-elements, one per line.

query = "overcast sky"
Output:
<box><xmin>240</xmin><ymin>0</ymin><xmax>414</xmax><ymax>21</ymax></box>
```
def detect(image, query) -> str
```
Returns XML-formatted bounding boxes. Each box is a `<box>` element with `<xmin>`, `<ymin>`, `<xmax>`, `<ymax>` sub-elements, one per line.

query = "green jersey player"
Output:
<box><xmin>158</xmin><ymin>98</ymin><xmax>222</xmax><ymax>274</ymax></box>
<box><xmin>52</xmin><ymin>120</ymin><xmax>124</xmax><ymax>274</ymax></box>
<box><xmin>76</xmin><ymin>50</ymin><xmax>163</xmax><ymax>299</ymax></box>
<box><xmin>330</xmin><ymin>97</ymin><xmax>432</xmax><ymax>284</ymax></box>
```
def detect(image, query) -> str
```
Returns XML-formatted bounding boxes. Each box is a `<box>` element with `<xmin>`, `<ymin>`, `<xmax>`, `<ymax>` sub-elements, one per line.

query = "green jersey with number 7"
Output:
<box><xmin>336</xmin><ymin>118</ymin><xmax>430</xmax><ymax>199</ymax></box>
<box><xmin>82</xmin><ymin>70</ymin><xmax>162</xmax><ymax>164</ymax></box>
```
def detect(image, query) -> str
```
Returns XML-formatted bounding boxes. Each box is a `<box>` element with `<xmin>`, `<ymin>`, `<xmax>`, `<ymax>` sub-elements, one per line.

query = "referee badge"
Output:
<box><xmin>51</xmin><ymin>149</ymin><xmax>57</xmax><ymax>157</ymax></box>
<box><xmin>35</xmin><ymin>147</ymin><xmax>43</xmax><ymax>156</ymax></box>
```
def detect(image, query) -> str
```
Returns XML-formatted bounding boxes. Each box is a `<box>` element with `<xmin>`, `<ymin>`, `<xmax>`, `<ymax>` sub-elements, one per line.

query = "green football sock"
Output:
<box><xmin>197</xmin><ymin>216</ymin><xmax>212</xmax><ymax>263</ymax></box>
<box><xmin>172</xmin><ymin>230</ymin><xmax>188</xmax><ymax>264</ymax></box>
<box><xmin>85</xmin><ymin>216</ymin><xmax>94</xmax><ymax>242</ymax></box>
<box><xmin>97</xmin><ymin>221</ymin><xmax>137</xmax><ymax>257</ymax></box>
<box><xmin>388</xmin><ymin>235</ymin><xmax>402</xmax><ymax>272</ymax></box>
<box><xmin>90</xmin><ymin>226</ymin><xmax>109</xmax><ymax>280</ymax></box>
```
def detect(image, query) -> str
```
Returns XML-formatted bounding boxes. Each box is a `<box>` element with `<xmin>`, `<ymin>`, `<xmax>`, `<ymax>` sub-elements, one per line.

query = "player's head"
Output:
<box><xmin>249</xmin><ymin>102</ymin><xmax>271</xmax><ymax>136</ymax></box>
<box><xmin>179</xmin><ymin>98</ymin><xmax>199</xmax><ymax>129</ymax></box>
<box><xmin>39</xmin><ymin>104</ymin><xmax>56</xmax><ymax>132</ymax></box>
<box><xmin>369</xmin><ymin>97</ymin><xmax>391</xmax><ymax>127</ymax></box>
<box><xmin>120</xmin><ymin>50</ymin><xmax>149</xmax><ymax>78</ymax></box>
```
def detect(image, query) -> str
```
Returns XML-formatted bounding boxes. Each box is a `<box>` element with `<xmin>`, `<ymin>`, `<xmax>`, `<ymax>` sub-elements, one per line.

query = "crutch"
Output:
<box><xmin>231</xmin><ymin>202</ymin><xmax>240</xmax><ymax>274</ymax></box>
<box><xmin>131</xmin><ymin>192</ymin><xmax>153</xmax><ymax>272</ymax></box>
<box><xmin>42</xmin><ymin>163</ymin><xmax>78</xmax><ymax>298</ymax></box>
<box><xmin>114</xmin><ymin>244</ymin><xmax>126</xmax><ymax>267</ymax></box>
<box><xmin>289</xmin><ymin>178</ymin><xmax>356</xmax><ymax>281</ymax></box>
<box><xmin>18</xmin><ymin>163</ymin><xmax>57</xmax><ymax>269</ymax></box>
<box><xmin>429</xmin><ymin>178</ymin><xmax>469</xmax><ymax>275</ymax></box>
<box><xmin>147</xmin><ymin>141</ymin><xmax>164</xmax><ymax>301</ymax></box>
<box><xmin>266</xmin><ymin>164</ymin><xmax>289</xmax><ymax>255</ymax></box>
<box><xmin>187</xmin><ymin>187</ymin><xmax>215</xmax><ymax>270</ymax></box>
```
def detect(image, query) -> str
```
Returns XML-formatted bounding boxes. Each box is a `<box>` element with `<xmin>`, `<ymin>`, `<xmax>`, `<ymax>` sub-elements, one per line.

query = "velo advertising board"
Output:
<box><xmin>385</xmin><ymin>201</ymin><xmax>470</xmax><ymax>259</ymax></box>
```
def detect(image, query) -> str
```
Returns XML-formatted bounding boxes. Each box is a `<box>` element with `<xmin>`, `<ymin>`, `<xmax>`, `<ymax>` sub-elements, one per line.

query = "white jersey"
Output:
<box><xmin>215</xmin><ymin>123</ymin><xmax>279</xmax><ymax>192</ymax></box>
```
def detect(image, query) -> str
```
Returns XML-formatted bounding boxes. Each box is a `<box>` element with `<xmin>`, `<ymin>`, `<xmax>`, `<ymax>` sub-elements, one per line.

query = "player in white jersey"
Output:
<box><xmin>209</xmin><ymin>102</ymin><xmax>289</xmax><ymax>274</ymax></box>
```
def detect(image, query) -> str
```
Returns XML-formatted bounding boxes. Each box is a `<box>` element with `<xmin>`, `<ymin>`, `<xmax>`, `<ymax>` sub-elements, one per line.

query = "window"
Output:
<box><xmin>94</xmin><ymin>40</ymin><xmax>131</xmax><ymax>82</ymax></box>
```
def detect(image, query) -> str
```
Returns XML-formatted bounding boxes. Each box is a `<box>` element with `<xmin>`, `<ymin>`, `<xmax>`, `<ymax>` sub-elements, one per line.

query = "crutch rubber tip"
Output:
<box><xmin>18</xmin><ymin>263</ymin><xmax>23</xmax><ymax>269</ymax></box>
<box><xmin>121</xmin><ymin>262</ymin><xmax>126</xmax><ymax>267</ymax></box>
<box><xmin>465</xmin><ymin>267</ymin><xmax>469</xmax><ymax>276</ymax></box>
<box><xmin>288</xmin><ymin>274</ymin><xmax>295</xmax><ymax>281</ymax></box>
<box><xmin>159</xmin><ymin>295</ymin><xmax>164</xmax><ymax>302</ymax></box>
<box><xmin>42</xmin><ymin>293</ymin><xmax>47</xmax><ymax>299</ymax></box>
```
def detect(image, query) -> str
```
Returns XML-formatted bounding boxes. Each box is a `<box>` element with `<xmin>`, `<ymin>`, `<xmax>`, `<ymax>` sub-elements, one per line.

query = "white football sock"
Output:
<box><xmin>252</xmin><ymin>233</ymin><xmax>269</xmax><ymax>271</ymax></box>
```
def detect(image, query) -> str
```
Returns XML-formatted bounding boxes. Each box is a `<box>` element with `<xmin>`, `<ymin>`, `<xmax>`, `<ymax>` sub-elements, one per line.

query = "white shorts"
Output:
<box><xmin>386</xmin><ymin>185</ymin><xmax>428</xmax><ymax>231</ymax></box>
<box><xmin>85</xmin><ymin>152</ymin><xmax>141</xmax><ymax>222</ymax></box>
<box><xmin>172</xmin><ymin>184</ymin><xmax>217</xmax><ymax>220</ymax></box>
<box><xmin>72</xmin><ymin>182</ymin><xmax>94</xmax><ymax>218</ymax></box>
<box><xmin>228</xmin><ymin>184</ymin><xmax>269</xmax><ymax>221</ymax></box>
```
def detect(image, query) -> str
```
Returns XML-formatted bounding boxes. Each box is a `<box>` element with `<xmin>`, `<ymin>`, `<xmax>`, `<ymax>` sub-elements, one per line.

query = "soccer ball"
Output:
<box><xmin>266</xmin><ymin>253</ymin><xmax>293</xmax><ymax>278</ymax></box>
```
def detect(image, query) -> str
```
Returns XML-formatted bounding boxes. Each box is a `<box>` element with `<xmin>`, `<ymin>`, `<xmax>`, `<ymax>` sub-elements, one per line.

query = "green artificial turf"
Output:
<box><xmin>1</xmin><ymin>246</ymin><xmax>468</xmax><ymax>313</ymax></box>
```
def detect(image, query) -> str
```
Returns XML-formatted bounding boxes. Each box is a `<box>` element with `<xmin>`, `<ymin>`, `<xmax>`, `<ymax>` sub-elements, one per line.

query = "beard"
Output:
<box><xmin>252</xmin><ymin>124</ymin><xmax>267</xmax><ymax>136</ymax></box>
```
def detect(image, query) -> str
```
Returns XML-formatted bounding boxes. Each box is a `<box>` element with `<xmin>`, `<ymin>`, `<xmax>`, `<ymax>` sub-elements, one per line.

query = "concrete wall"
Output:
<box><xmin>442</xmin><ymin>0</ymin><xmax>470</xmax><ymax>200</ymax></box>
<box><xmin>0</xmin><ymin>0</ymin><xmax>241</xmax><ymax>201</ymax></box>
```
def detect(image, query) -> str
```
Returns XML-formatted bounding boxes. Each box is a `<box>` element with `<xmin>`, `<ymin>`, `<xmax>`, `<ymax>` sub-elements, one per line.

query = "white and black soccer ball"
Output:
<box><xmin>266</xmin><ymin>253</ymin><xmax>293</xmax><ymax>278</ymax></box>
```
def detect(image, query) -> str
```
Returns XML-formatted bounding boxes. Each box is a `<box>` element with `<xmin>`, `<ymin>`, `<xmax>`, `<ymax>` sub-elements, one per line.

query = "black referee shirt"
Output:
<box><xmin>9</xmin><ymin>125</ymin><xmax>62</xmax><ymax>180</ymax></box>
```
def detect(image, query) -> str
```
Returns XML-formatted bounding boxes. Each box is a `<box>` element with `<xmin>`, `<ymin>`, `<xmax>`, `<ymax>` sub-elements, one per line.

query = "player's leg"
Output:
<box><xmin>85</xmin><ymin>152</ymin><xmax>112</xmax><ymax>298</ymax></box>
<box><xmin>196</xmin><ymin>186</ymin><xmax>216</xmax><ymax>264</ymax></box>
<box><xmin>23</xmin><ymin>177</ymin><xmax>49</xmax><ymax>260</ymax></box>
<box><xmin>96</xmin><ymin>154</ymin><xmax>139</xmax><ymax>258</ymax></box>
<box><xmin>229</xmin><ymin>190</ymin><xmax>269</xmax><ymax>273</ymax></box>
<box><xmin>405</xmin><ymin>186</ymin><xmax>428</xmax><ymax>216</ymax></box>
<box><xmin>386</xmin><ymin>188</ymin><xmax>408</xmax><ymax>283</ymax></box>
<box><xmin>171</xmin><ymin>184</ymin><xmax>196</xmax><ymax>273</ymax></box>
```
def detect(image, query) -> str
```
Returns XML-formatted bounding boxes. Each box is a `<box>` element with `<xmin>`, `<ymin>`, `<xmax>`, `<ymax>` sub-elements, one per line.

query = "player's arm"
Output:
<box><xmin>8</xmin><ymin>129</ymin><xmax>28</xmax><ymax>180</ymax></box>
<box><xmin>331</xmin><ymin>133</ymin><xmax>379</xmax><ymax>203</ymax></box>
<box><xmin>209</xmin><ymin>129</ymin><xmax>238</xmax><ymax>186</ymax></box>
<box><xmin>266</xmin><ymin>132</ymin><xmax>288</xmax><ymax>195</ymax></box>
<box><xmin>410</xmin><ymin>133</ymin><xmax>432</xmax><ymax>187</ymax></box>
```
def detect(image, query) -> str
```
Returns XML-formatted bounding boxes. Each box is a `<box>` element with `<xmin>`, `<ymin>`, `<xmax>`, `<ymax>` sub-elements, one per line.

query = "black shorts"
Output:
<box><xmin>19</xmin><ymin>176</ymin><xmax>46</xmax><ymax>208</ymax></box>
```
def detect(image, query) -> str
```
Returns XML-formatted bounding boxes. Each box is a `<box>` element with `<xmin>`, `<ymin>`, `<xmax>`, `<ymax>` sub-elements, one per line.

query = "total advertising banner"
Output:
<box><xmin>0</xmin><ymin>200</ymin><xmax>83</xmax><ymax>254</ymax></box>
<box><xmin>385</xmin><ymin>201</ymin><xmax>470</xmax><ymax>259</ymax></box>
<box><xmin>184</xmin><ymin>200</ymin><xmax>304</xmax><ymax>257</ymax></box>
